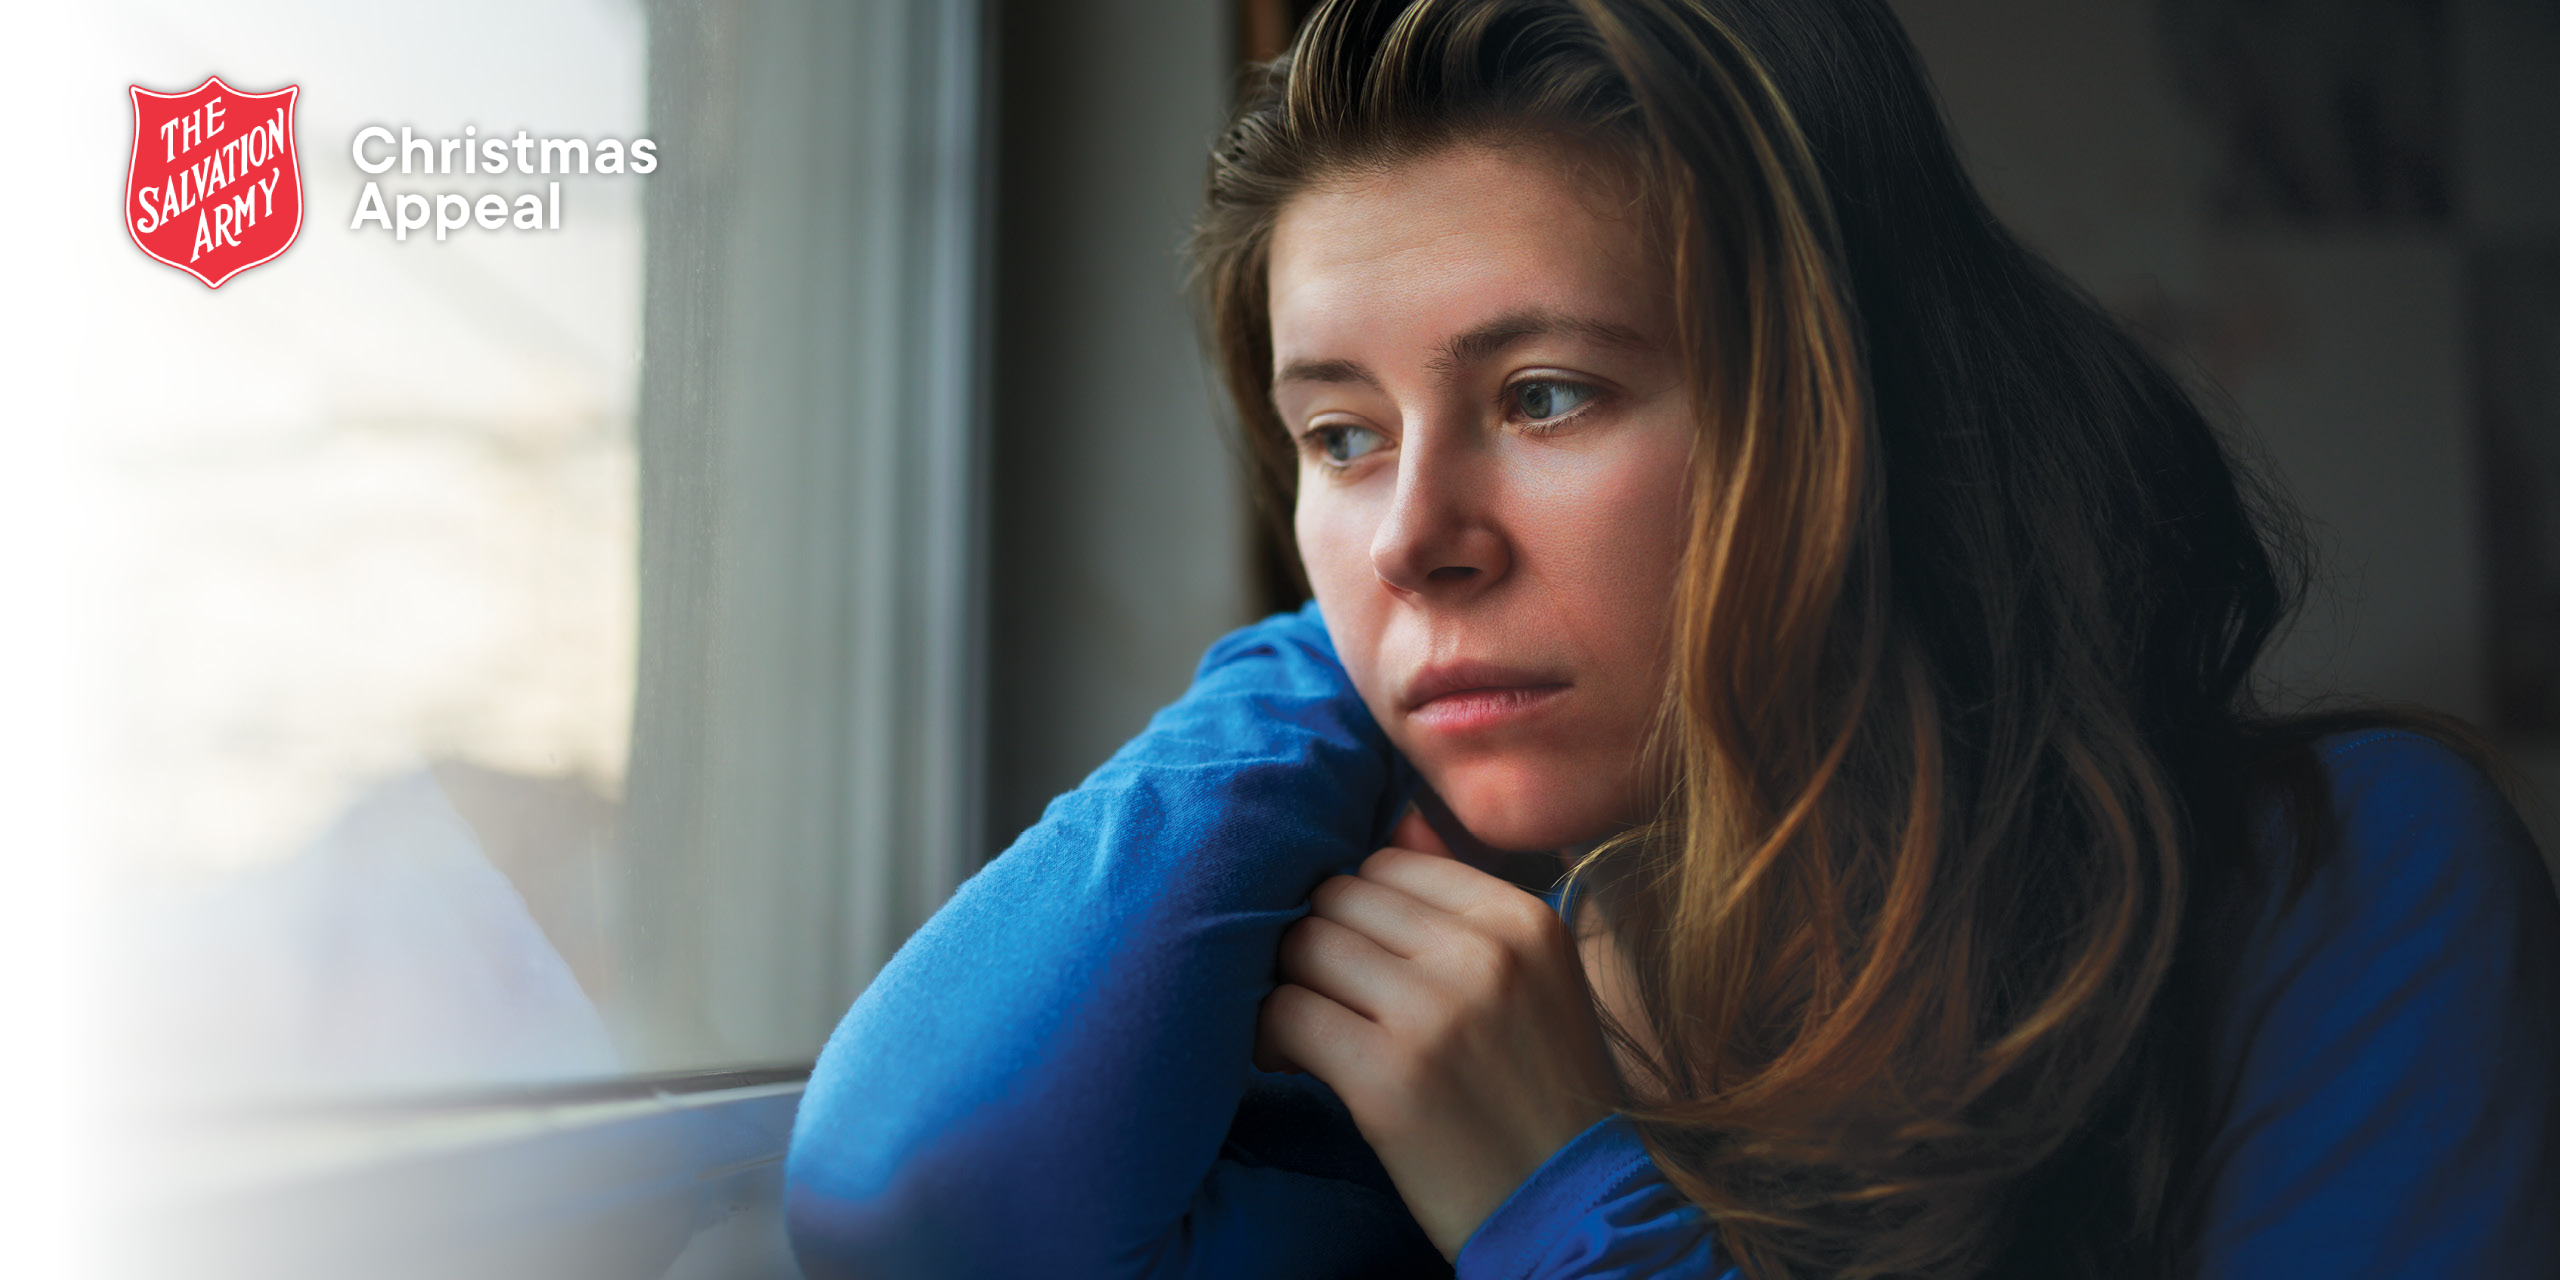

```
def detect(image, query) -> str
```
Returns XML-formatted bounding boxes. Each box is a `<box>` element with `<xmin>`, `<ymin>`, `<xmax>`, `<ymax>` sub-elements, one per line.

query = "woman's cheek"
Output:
<box><xmin>1295</xmin><ymin>484</ymin><xmax>1399</xmax><ymax>715</ymax></box>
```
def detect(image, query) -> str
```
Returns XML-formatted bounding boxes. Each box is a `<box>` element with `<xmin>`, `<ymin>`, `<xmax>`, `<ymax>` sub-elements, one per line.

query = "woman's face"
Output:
<box><xmin>1268</xmin><ymin>139</ymin><xmax>1695</xmax><ymax>853</ymax></box>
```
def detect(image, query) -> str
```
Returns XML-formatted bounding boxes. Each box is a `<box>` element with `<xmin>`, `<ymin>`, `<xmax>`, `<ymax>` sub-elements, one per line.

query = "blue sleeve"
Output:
<box><xmin>2192</xmin><ymin>731</ymin><xmax>2560</xmax><ymax>1277</ymax></box>
<box><xmin>783</xmin><ymin>603</ymin><xmax>1434</xmax><ymax>1278</ymax></box>
<box><xmin>1454</xmin><ymin>1116</ymin><xmax>1737</xmax><ymax>1280</ymax></box>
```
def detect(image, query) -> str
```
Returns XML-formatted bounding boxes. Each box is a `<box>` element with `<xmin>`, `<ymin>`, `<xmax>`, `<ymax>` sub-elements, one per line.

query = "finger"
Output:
<box><xmin>1307</xmin><ymin>871</ymin><xmax>1450</xmax><ymax>959</ymax></box>
<box><xmin>1276</xmin><ymin>914</ymin><xmax>1423</xmax><ymax>1024</ymax></box>
<box><xmin>1356</xmin><ymin>844</ymin><xmax>1524</xmax><ymax>916</ymax></box>
<box><xmin>1254</xmin><ymin>982</ymin><xmax>1384</xmax><ymax>1088</ymax></box>
<box><xmin>1360</xmin><ymin>850</ymin><xmax>1569</xmax><ymax>953</ymax></box>
<box><xmin>1251</xmin><ymin>998</ymin><xmax>1302</xmax><ymax>1073</ymax></box>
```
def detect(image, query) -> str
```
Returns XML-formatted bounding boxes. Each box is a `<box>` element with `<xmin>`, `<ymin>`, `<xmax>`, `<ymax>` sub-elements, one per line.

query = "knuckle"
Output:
<box><xmin>1278</xmin><ymin>916</ymin><xmax>1316</xmax><ymax>953</ymax></box>
<box><xmin>1527</xmin><ymin>908</ymin><xmax>1575</xmax><ymax>957</ymax></box>
<box><xmin>1275</xmin><ymin>921</ymin><xmax>1329</xmax><ymax>977</ymax></box>
<box><xmin>1308</xmin><ymin>874</ymin><xmax>1357</xmax><ymax>913</ymax></box>
<box><xmin>1265</xmin><ymin>981</ymin><xmax>1311</xmax><ymax>1016</ymax></box>
<box><xmin>1498</xmin><ymin>892</ymin><xmax>1565</xmax><ymax>942</ymax></box>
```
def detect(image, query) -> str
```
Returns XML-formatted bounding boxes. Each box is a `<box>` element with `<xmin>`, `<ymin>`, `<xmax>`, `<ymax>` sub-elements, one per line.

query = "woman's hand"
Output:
<box><xmin>1254</xmin><ymin>809</ymin><xmax>1622</xmax><ymax>1259</ymax></box>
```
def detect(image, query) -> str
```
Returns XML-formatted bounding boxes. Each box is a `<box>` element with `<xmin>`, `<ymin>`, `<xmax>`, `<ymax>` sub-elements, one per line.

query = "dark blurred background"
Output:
<box><xmin>982</xmin><ymin>0</ymin><xmax>2560</xmax><ymax>870</ymax></box>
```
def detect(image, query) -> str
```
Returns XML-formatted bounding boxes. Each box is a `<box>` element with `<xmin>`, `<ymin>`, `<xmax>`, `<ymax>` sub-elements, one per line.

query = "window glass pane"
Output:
<box><xmin>46</xmin><ymin>0</ymin><xmax>650</xmax><ymax>1104</ymax></box>
<box><xmin>31</xmin><ymin>0</ymin><xmax>989</xmax><ymax>1128</ymax></box>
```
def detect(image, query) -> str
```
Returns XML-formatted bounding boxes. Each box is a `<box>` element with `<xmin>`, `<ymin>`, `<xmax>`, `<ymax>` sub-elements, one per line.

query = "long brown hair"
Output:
<box><xmin>1190</xmin><ymin>2</ymin><xmax>2455</xmax><ymax>1275</ymax></box>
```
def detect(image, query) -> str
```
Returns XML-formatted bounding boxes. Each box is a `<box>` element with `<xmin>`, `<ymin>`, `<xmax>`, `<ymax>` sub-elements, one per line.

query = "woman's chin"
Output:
<box><xmin>1427</xmin><ymin>766</ymin><xmax>1633</xmax><ymax>855</ymax></box>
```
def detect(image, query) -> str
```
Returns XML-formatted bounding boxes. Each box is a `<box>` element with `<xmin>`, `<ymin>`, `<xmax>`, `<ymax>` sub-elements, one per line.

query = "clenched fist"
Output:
<box><xmin>1255</xmin><ymin>808</ymin><xmax>1623</xmax><ymax>1259</ymax></box>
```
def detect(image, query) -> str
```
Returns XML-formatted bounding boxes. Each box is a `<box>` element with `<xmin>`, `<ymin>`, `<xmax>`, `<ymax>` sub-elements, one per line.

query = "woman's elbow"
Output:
<box><xmin>784</xmin><ymin>1142</ymin><xmax>962</xmax><ymax>1280</ymax></box>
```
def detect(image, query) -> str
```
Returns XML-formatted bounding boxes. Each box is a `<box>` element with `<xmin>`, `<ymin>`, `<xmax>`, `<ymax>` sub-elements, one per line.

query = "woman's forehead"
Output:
<box><xmin>1267</xmin><ymin>142</ymin><xmax>1671</xmax><ymax>360</ymax></box>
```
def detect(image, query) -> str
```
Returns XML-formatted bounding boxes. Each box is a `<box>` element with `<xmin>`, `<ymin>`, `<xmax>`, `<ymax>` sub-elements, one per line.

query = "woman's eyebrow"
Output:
<box><xmin>1272</xmin><ymin>309</ymin><xmax>1650</xmax><ymax>401</ymax></box>
<box><xmin>1426</xmin><ymin>308</ymin><xmax>1650</xmax><ymax>375</ymax></box>
<box><xmin>1272</xmin><ymin>357</ymin><xmax>1384</xmax><ymax>395</ymax></box>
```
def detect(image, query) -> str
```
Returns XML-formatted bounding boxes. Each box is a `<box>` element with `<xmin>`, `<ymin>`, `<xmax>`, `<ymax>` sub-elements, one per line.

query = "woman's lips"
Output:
<box><xmin>1402</xmin><ymin>662</ymin><xmax>1571</xmax><ymax>732</ymax></box>
<box><xmin>1406</xmin><ymin>683</ymin><xmax>1571</xmax><ymax>732</ymax></box>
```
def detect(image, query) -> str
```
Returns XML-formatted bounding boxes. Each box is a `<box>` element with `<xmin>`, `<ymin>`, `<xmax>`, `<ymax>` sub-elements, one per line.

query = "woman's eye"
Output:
<box><xmin>1306</xmin><ymin>422</ymin><xmax>1387</xmax><ymax>465</ymax></box>
<box><xmin>1513</xmin><ymin>378</ymin><xmax>1598</xmax><ymax>423</ymax></box>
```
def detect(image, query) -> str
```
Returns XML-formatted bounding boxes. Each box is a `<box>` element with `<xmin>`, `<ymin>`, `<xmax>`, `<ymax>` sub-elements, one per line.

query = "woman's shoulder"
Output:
<box><xmin>2249</xmin><ymin>727</ymin><xmax>2548</xmax><ymax>913</ymax></box>
<box><xmin>2217</xmin><ymin>723</ymin><xmax>2557</xmax><ymax>1049</ymax></box>
<box><xmin>2306</xmin><ymin>725</ymin><xmax>2527</xmax><ymax>825</ymax></box>
<box><xmin>2192</xmin><ymin>728</ymin><xmax>2560</xmax><ymax>1273</ymax></box>
<box><xmin>2227</xmin><ymin>726</ymin><xmax>2557</xmax><ymax>1010</ymax></box>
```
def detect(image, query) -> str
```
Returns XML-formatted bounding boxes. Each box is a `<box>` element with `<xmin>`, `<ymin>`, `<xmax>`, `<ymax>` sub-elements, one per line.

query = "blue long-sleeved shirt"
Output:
<box><xmin>785</xmin><ymin>603</ymin><xmax>2560</xmax><ymax>1278</ymax></box>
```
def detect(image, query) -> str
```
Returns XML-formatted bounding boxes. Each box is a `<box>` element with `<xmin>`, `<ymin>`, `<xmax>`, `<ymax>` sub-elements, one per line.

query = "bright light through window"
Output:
<box><xmin>51</xmin><ymin>0</ymin><xmax>647</xmax><ymax>1105</ymax></box>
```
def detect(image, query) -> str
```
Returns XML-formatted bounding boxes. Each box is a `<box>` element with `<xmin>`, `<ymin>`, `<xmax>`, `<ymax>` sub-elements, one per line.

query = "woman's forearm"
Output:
<box><xmin>784</xmin><ymin>603</ymin><xmax>1413</xmax><ymax>1278</ymax></box>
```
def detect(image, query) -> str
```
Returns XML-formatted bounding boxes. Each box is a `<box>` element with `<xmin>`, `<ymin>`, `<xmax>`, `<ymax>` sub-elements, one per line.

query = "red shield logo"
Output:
<box><xmin>126</xmin><ymin>76</ymin><xmax>303</xmax><ymax>289</ymax></box>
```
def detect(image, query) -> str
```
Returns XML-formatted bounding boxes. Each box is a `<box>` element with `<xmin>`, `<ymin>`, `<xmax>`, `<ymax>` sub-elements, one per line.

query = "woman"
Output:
<box><xmin>786</xmin><ymin>1</ymin><xmax>2560</xmax><ymax>1276</ymax></box>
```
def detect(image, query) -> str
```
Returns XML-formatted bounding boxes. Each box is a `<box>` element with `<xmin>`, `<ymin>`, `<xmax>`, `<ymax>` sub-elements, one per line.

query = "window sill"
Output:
<box><xmin>120</xmin><ymin>1068</ymin><xmax>809</xmax><ymax>1280</ymax></box>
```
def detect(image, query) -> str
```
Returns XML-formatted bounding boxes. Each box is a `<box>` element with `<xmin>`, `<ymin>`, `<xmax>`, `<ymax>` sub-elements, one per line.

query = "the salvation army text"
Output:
<box><xmin>133</xmin><ymin>95</ymin><xmax>290</xmax><ymax>263</ymax></box>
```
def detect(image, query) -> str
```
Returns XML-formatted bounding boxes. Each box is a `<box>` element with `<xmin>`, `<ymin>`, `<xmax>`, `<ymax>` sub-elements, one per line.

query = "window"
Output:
<box><xmin>28</xmin><ymin>1</ymin><xmax>990</xmax><ymax>1275</ymax></box>
<box><xmin>95</xmin><ymin>1</ymin><xmax>658</xmax><ymax>1105</ymax></box>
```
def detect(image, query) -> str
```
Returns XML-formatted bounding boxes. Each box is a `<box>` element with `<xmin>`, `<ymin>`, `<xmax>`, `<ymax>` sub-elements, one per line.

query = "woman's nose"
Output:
<box><xmin>1369</xmin><ymin>427</ymin><xmax>1510</xmax><ymax>598</ymax></box>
